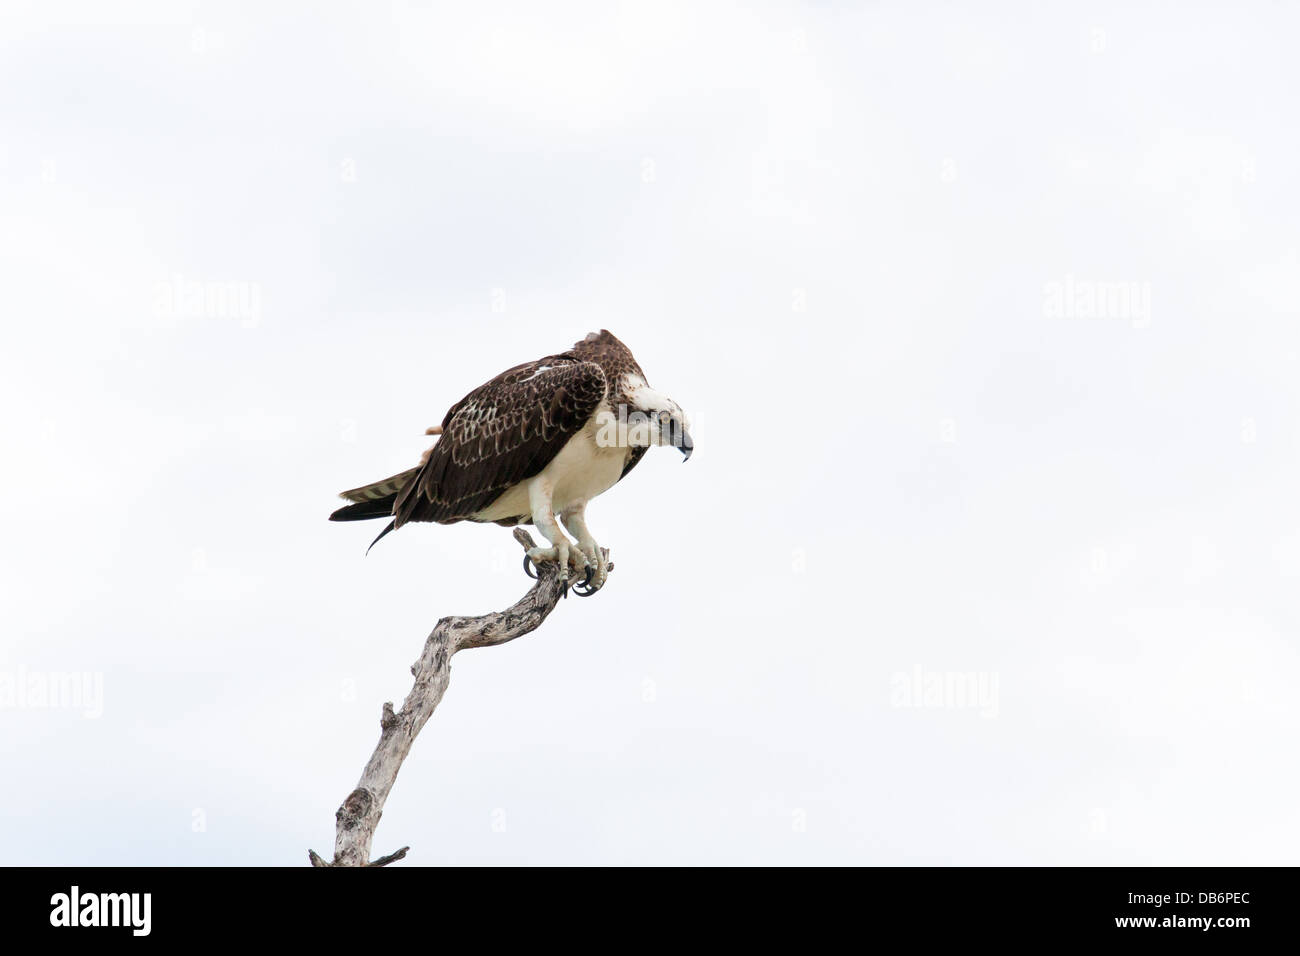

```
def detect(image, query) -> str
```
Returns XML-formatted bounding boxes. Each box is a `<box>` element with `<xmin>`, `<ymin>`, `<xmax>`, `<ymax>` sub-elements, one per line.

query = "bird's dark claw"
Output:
<box><xmin>572</xmin><ymin>567</ymin><xmax>598</xmax><ymax>597</ymax></box>
<box><xmin>522</xmin><ymin>554</ymin><xmax>538</xmax><ymax>579</ymax></box>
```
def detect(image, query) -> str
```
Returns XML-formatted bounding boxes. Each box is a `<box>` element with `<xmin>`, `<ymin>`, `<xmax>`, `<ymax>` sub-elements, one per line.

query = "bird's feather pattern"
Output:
<box><xmin>337</xmin><ymin>468</ymin><xmax>420</xmax><ymax>504</ymax></box>
<box><xmin>394</xmin><ymin>358</ymin><xmax>608</xmax><ymax>526</ymax></box>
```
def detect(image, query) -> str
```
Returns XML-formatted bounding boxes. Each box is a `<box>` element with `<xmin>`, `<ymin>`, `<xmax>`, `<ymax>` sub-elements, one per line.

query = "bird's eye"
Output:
<box><xmin>659</xmin><ymin>411</ymin><xmax>671</xmax><ymax>424</ymax></box>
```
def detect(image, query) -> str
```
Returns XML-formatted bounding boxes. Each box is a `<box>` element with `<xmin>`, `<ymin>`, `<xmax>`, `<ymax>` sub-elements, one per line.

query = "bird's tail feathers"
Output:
<box><xmin>336</xmin><ymin>468</ymin><xmax>419</xmax><ymax>505</ymax></box>
<box><xmin>329</xmin><ymin>467</ymin><xmax>418</xmax><ymax>525</ymax></box>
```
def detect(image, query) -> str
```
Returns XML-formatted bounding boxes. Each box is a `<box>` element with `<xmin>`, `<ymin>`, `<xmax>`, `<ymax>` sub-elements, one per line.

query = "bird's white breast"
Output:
<box><xmin>472</xmin><ymin>404</ymin><xmax>629</xmax><ymax>520</ymax></box>
<box><xmin>544</xmin><ymin>415</ymin><xmax>628</xmax><ymax>512</ymax></box>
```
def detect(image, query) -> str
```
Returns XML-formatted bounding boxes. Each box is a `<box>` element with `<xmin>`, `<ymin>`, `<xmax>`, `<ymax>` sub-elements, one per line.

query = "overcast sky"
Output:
<box><xmin>2</xmin><ymin>1</ymin><xmax>1298</xmax><ymax>865</ymax></box>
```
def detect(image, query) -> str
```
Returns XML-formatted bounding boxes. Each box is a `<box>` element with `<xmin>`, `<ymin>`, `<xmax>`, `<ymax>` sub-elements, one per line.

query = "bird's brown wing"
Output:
<box><xmin>394</xmin><ymin>358</ymin><xmax>607</xmax><ymax>526</ymax></box>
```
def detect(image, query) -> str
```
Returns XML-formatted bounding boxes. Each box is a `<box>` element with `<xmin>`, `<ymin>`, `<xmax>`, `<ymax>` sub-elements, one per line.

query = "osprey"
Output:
<box><xmin>330</xmin><ymin>330</ymin><xmax>692</xmax><ymax>595</ymax></box>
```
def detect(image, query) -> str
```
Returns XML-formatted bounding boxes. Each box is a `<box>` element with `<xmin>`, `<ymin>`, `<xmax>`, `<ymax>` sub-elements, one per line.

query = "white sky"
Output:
<box><xmin>2</xmin><ymin>0</ymin><xmax>1298</xmax><ymax>864</ymax></box>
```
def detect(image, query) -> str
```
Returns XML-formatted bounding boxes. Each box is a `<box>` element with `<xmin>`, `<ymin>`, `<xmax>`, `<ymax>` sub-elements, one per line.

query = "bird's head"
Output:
<box><xmin>622</xmin><ymin>382</ymin><xmax>693</xmax><ymax>460</ymax></box>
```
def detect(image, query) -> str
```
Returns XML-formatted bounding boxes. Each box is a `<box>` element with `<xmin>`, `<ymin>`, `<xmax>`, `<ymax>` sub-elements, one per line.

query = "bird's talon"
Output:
<box><xmin>524</xmin><ymin>538</ymin><xmax>608</xmax><ymax>596</ymax></box>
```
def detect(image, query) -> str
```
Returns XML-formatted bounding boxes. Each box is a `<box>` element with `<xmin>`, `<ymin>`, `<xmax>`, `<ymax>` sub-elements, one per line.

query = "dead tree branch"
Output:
<box><xmin>309</xmin><ymin>528</ymin><xmax>607</xmax><ymax>867</ymax></box>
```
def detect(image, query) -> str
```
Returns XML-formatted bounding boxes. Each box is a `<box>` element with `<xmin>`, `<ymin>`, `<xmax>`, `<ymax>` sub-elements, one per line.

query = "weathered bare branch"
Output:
<box><xmin>309</xmin><ymin>528</ymin><xmax>608</xmax><ymax>867</ymax></box>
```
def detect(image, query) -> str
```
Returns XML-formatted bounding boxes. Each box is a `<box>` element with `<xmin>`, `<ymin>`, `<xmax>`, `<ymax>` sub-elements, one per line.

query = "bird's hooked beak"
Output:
<box><xmin>676</xmin><ymin>427</ymin><xmax>693</xmax><ymax>462</ymax></box>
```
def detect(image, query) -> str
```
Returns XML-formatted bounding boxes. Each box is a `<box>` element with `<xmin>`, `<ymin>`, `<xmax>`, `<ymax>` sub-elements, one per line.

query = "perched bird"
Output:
<box><xmin>330</xmin><ymin>330</ymin><xmax>692</xmax><ymax>594</ymax></box>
